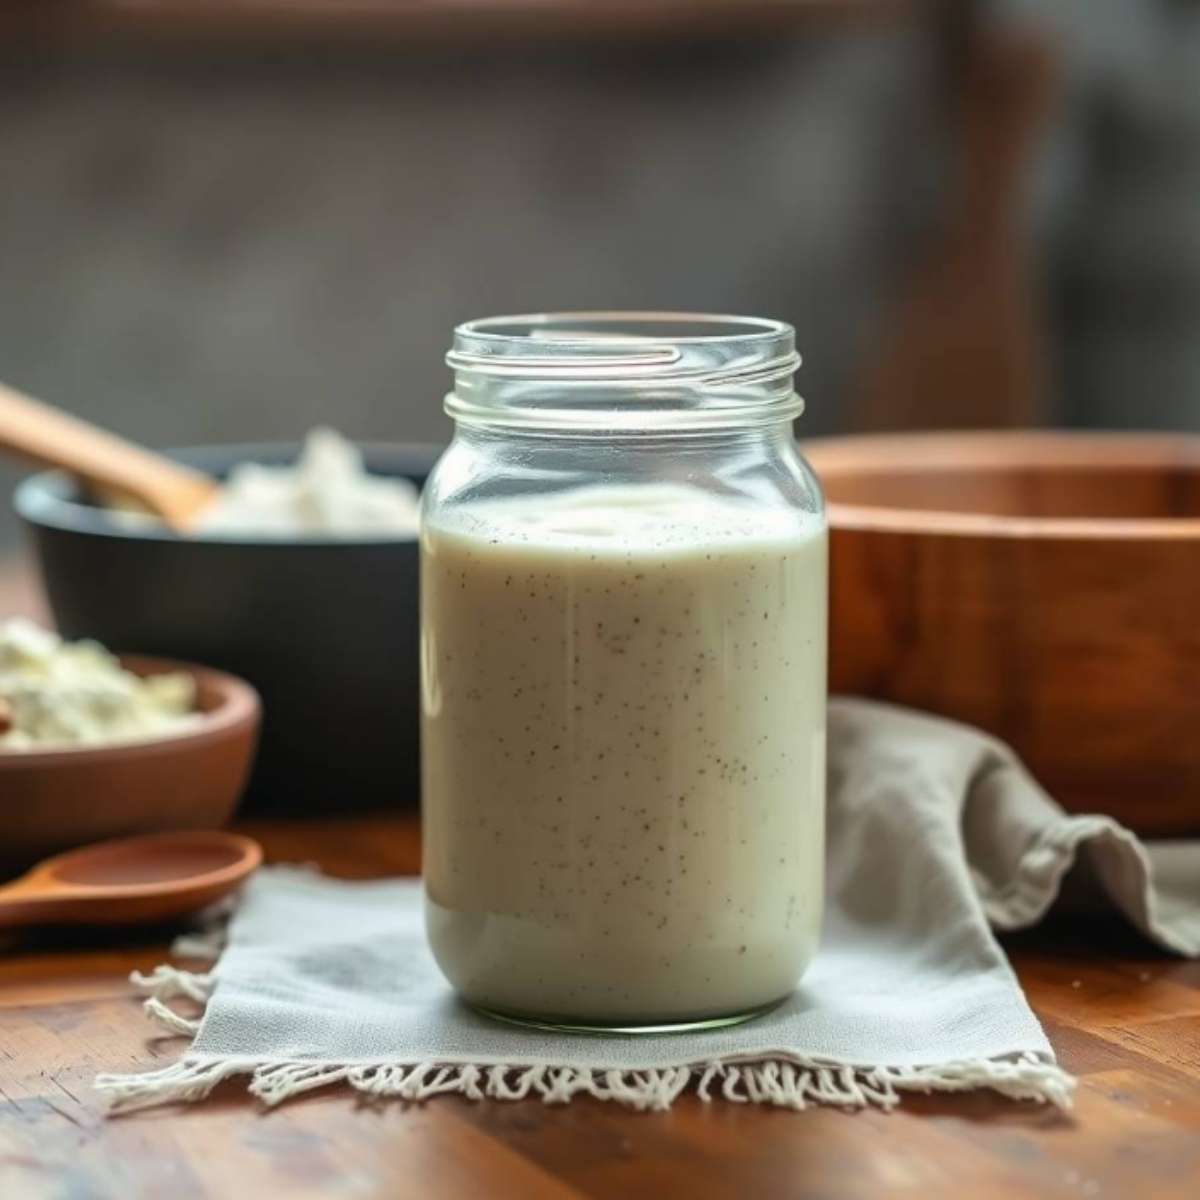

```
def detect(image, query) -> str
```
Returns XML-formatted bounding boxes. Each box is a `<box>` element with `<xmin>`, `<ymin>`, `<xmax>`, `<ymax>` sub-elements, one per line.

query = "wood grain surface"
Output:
<box><xmin>2</xmin><ymin>564</ymin><xmax>1198</xmax><ymax>1198</ymax></box>
<box><xmin>808</xmin><ymin>431</ymin><xmax>1200</xmax><ymax>837</ymax></box>
<box><xmin>1</xmin><ymin>815</ymin><xmax>1198</xmax><ymax>1200</ymax></box>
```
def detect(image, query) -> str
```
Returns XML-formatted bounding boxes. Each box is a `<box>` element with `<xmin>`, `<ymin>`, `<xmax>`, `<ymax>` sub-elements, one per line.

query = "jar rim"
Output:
<box><xmin>454</xmin><ymin>311</ymin><xmax>793</xmax><ymax>346</ymax></box>
<box><xmin>445</xmin><ymin>310</ymin><xmax>804</xmax><ymax>433</ymax></box>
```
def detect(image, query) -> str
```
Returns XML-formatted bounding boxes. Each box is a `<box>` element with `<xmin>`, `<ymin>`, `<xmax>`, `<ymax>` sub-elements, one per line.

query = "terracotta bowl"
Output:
<box><xmin>805</xmin><ymin>430</ymin><xmax>1200</xmax><ymax>836</ymax></box>
<box><xmin>0</xmin><ymin>656</ymin><xmax>260</xmax><ymax>871</ymax></box>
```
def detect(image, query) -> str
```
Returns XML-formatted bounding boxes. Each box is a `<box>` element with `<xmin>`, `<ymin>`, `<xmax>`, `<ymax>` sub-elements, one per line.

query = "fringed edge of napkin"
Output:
<box><xmin>94</xmin><ymin>948</ymin><xmax>1076</xmax><ymax>1116</ymax></box>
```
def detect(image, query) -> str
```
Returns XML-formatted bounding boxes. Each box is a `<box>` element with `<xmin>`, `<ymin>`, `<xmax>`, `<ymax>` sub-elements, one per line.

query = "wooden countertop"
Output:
<box><xmin>2</xmin><ymin>814</ymin><xmax>1199</xmax><ymax>1200</ymax></box>
<box><xmin>2</xmin><ymin>559</ymin><xmax>1199</xmax><ymax>1197</ymax></box>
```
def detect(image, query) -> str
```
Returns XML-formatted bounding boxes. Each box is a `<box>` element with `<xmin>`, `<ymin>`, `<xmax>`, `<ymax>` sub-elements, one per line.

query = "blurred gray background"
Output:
<box><xmin>2</xmin><ymin>0</ymin><xmax>1199</xmax><ymax>549</ymax></box>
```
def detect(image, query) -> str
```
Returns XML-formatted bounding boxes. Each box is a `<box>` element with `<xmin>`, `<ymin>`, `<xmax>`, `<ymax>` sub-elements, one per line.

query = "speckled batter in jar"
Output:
<box><xmin>421</xmin><ymin>484</ymin><xmax>827</xmax><ymax>1026</ymax></box>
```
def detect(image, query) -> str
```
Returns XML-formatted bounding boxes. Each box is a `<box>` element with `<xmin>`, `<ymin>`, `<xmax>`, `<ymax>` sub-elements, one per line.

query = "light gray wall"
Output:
<box><xmin>0</xmin><ymin>33</ymin><xmax>938</xmax><ymax>548</ymax></box>
<box><xmin>6</xmin><ymin>10</ymin><xmax>1199</xmax><ymax>552</ymax></box>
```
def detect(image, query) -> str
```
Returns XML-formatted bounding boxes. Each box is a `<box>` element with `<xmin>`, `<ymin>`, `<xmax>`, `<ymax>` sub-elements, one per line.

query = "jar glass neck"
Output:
<box><xmin>453</xmin><ymin>419</ymin><xmax>799</xmax><ymax>455</ymax></box>
<box><xmin>445</xmin><ymin>312</ymin><xmax>803</xmax><ymax>436</ymax></box>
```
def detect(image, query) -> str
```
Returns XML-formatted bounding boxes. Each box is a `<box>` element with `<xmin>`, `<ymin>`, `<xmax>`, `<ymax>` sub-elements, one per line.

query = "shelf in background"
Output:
<box><xmin>5</xmin><ymin>0</ymin><xmax>925</xmax><ymax>44</ymax></box>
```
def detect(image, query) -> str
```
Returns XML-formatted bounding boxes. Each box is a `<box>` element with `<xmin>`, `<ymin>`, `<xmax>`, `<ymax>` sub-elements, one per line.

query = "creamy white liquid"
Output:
<box><xmin>421</xmin><ymin>485</ymin><xmax>827</xmax><ymax>1024</ymax></box>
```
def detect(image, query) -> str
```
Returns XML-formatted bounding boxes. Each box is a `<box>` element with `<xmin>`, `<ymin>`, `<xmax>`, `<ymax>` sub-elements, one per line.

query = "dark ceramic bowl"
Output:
<box><xmin>15</xmin><ymin>442</ymin><xmax>442</xmax><ymax>816</ymax></box>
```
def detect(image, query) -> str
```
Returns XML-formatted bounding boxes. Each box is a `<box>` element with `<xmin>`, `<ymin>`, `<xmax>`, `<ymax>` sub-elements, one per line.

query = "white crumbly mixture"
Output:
<box><xmin>0</xmin><ymin>619</ymin><xmax>197</xmax><ymax>751</ymax></box>
<box><xmin>195</xmin><ymin>428</ymin><xmax>421</xmax><ymax>538</ymax></box>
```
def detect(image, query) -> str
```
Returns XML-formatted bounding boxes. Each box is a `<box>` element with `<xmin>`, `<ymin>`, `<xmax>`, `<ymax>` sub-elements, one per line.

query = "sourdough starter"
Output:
<box><xmin>421</xmin><ymin>484</ymin><xmax>827</xmax><ymax>1023</ymax></box>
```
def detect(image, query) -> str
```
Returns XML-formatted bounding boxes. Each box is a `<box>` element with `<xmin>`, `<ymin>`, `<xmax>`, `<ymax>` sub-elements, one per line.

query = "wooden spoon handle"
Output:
<box><xmin>0</xmin><ymin>382</ymin><xmax>217</xmax><ymax>532</ymax></box>
<box><xmin>0</xmin><ymin>877</ymin><xmax>64</xmax><ymax>929</ymax></box>
<box><xmin>0</xmin><ymin>874</ymin><xmax>116</xmax><ymax>929</ymax></box>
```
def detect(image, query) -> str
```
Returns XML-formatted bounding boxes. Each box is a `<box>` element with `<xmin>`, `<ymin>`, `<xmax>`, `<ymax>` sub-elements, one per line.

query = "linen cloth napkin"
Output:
<box><xmin>96</xmin><ymin>699</ymin><xmax>1200</xmax><ymax>1114</ymax></box>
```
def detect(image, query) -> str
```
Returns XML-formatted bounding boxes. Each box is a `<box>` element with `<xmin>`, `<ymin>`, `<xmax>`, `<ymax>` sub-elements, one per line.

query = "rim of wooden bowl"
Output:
<box><xmin>805</xmin><ymin>430</ymin><xmax>1200</xmax><ymax>540</ymax></box>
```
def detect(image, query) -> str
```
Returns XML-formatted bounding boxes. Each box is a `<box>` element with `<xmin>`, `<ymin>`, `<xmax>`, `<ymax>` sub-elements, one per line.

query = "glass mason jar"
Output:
<box><xmin>421</xmin><ymin>312</ymin><xmax>827</xmax><ymax>1033</ymax></box>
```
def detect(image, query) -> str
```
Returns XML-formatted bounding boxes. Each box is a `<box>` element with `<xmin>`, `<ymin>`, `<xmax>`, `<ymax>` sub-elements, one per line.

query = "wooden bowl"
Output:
<box><xmin>806</xmin><ymin>431</ymin><xmax>1200</xmax><ymax>836</ymax></box>
<box><xmin>0</xmin><ymin>656</ymin><xmax>260</xmax><ymax>870</ymax></box>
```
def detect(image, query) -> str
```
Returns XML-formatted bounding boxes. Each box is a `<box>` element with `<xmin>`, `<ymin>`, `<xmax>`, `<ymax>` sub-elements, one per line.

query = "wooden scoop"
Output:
<box><xmin>0</xmin><ymin>831</ymin><xmax>261</xmax><ymax>929</ymax></box>
<box><xmin>0</xmin><ymin>381</ymin><xmax>218</xmax><ymax>531</ymax></box>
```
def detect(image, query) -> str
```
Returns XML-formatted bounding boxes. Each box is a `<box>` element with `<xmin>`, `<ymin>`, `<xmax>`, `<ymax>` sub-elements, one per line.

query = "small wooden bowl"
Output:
<box><xmin>806</xmin><ymin>431</ymin><xmax>1200</xmax><ymax>836</ymax></box>
<box><xmin>0</xmin><ymin>656</ymin><xmax>260</xmax><ymax>870</ymax></box>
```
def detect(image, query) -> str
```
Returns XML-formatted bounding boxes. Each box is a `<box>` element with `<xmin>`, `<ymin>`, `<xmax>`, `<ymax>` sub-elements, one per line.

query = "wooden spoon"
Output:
<box><xmin>0</xmin><ymin>381</ymin><xmax>218</xmax><ymax>531</ymax></box>
<box><xmin>0</xmin><ymin>831</ymin><xmax>261</xmax><ymax>928</ymax></box>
